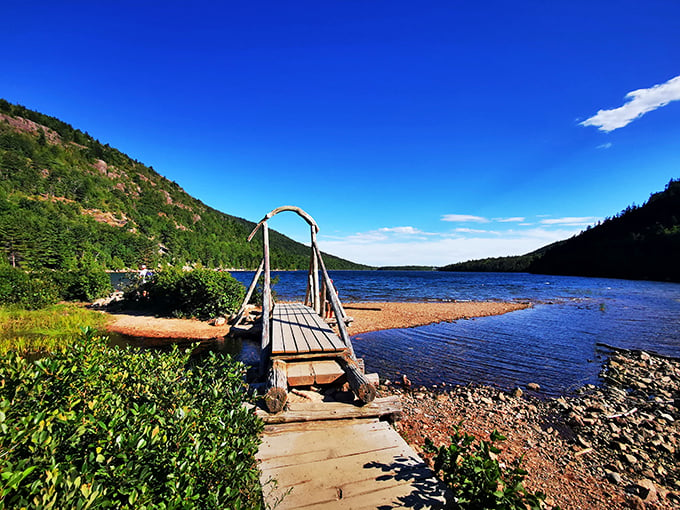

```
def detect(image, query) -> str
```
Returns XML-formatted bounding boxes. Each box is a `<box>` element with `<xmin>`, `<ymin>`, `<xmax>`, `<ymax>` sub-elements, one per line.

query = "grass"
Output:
<box><xmin>0</xmin><ymin>303</ymin><xmax>111</xmax><ymax>354</ymax></box>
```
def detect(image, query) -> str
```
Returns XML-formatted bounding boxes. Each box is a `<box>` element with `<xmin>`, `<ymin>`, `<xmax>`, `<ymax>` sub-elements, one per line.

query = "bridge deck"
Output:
<box><xmin>257</xmin><ymin>417</ymin><xmax>449</xmax><ymax>509</ymax></box>
<box><xmin>271</xmin><ymin>302</ymin><xmax>347</xmax><ymax>356</ymax></box>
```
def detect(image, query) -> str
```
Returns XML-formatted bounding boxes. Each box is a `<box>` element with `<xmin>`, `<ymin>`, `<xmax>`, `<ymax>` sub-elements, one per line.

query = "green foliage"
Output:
<box><xmin>0</xmin><ymin>266</ymin><xmax>59</xmax><ymax>309</ymax></box>
<box><xmin>424</xmin><ymin>424</ymin><xmax>548</xmax><ymax>510</ymax></box>
<box><xmin>441</xmin><ymin>178</ymin><xmax>680</xmax><ymax>282</ymax></box>
<box><xmin>439</xmin><ymin>254</ymin><xmax>538</xmax><ymax>273</ymax></box>
<box><xmin>0</xmin><ymin>330</ymin><xmax>264</xmax><ymax>509</ymax></box>
<box><xmin>528</xmin><ymin>178</ymin><xmax>680</xmax><ymax>282</ymax></box>
<box><xmin>0</xmin><ymin>303</ymin><xmax>111</xmax><ymax>355</ymax></box>
<box><xmin>49</xmin><ymin>266</ymin><xmax>112</xmax><ymax>302</ymax></box>
<box><xmin>0</xmin><ymin>99</ymin><xmax>368</xmax><ymax>272</ymax></box>
<box><xmin>0</xmin><ymin>265</ymin><xmax>111</xmax><ymax>309</ymax></box>
<box><xmin>125</xmin><ymin>268</ymin><xmax>246</xmax><ymax>320</ymax></box>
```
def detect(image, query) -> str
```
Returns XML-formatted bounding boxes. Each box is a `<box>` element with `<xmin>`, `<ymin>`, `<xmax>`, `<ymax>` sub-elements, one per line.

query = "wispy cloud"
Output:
<box><xmin>581</xmin><ymin>74</ymin><xmax>680</xmax><ymax>132</ymax></box>
<box><xmin>319</xmin><ymin>226</ymin><xmax>585</xmax><ymax>267</ymax></box>
<box><xmin>494</xmin><ymin>217</ymin><xmax>525</xmax><ymax>223</ymax></box>
<box><xmin>453</xmin><ymin>227</ymin><xmax>497</xmax><ymax>234</ymax></box>
<box><xmin>597</xmin><ymin>142</ymin><xmax>613</xmax><ymax>149</ymax></box>
<box><xmin>378</xmin><ymin>226</ymin><xmax>425</xmax><ymax>235</ymax></box>
<box><xmin>441</xmin><ymin>214</ymin><xmax>489</xmax><ymax>223</ymax></box>
<box><xmin>539</xmin><ymin>216</ymin><xmax>598</xmax><ymax>226</ymax></box>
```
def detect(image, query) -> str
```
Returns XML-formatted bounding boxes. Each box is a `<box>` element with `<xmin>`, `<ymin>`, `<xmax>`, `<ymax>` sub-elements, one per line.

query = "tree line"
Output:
<box><xmin>0</xmin><ymin>99</ymin><xmax>368</xmax><ymax>272</ymax></box>
<box><xmin>440</xmin><ymin>178</ymin><xmax>680</xmax><ymax>282</ymax></box>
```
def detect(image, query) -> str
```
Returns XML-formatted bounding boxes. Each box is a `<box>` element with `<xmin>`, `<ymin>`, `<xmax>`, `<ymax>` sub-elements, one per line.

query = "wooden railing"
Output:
<box><xmin>233</xmin><ymin>206</ymin><xmax>355</xmax><ymax>375</ymax></box>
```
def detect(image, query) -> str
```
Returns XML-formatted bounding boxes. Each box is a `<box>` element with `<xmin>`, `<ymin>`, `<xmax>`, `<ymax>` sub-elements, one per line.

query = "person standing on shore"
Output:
<box><xmin>139</xmin><ymin>264</ymin><xmax>151</xmax><ymax>283</ymax></box>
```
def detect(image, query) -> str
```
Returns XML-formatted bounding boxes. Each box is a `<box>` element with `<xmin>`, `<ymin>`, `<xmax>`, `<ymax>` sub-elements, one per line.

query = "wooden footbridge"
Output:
<box><xmin>233</xmin><ymin>206</ymin><xmax>449</xmax><ymax>509</ymax></box>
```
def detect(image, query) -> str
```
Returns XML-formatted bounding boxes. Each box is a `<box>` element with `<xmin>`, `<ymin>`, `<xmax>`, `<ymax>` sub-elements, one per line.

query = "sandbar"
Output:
<box><xmin>345</xmin><ymin>301</ymin><xmax>529</xmax><ymax>335</ymax></box>
<box><xmin>105</xmin><ymin>301</ymin><xmax>529</xmax><ymax>339</ymax></box>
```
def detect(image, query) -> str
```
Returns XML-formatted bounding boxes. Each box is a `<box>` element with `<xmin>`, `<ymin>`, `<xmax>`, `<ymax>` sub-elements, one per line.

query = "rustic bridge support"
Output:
<box><xmin>339</xmin><ymin>356</ymin><xmax>377</xmax><ymax>404</ymax></box>
<box><xmin>265</xmin><ymin>360</ymin><xmax>288</xmax><ymax>413</ymax></box>
<box><xmin>236</xmin><ymin>205</ymin><xmax>376</xmax><ymax>411</ymax></box>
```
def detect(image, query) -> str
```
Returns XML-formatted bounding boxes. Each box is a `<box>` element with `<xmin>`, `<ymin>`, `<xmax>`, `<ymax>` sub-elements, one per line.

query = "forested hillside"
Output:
<box><xmin>440</xmin><ymin>179</ymin><xmax>680</xmax><ymax>282</ymax></box>
<box><xmin>0</xmin><ymin>100</ymin><xmax>368</xmax><ymax>271</ymax></box>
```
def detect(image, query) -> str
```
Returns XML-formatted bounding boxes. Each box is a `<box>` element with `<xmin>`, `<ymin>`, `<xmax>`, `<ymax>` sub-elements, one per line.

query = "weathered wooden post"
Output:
<box><xmin>260</xmin><ymin>222</ymin><xmax>272</xmax><ymax>377</ymax></box>
<box><xmin>339</xmin><ymin>356</ymin><xmax>377</xmax><ymax>404</ymax></box>
<box><xmin>311</xmin><ymin>227</ymin><xmax>320</xmax><ymax>314</ymax></box>
<box><xmin>232</xmin><ymin>259</ymin><xmax>264</xmax><ymax>326</ymax></box>
<box><xmin>265</xmin><ymin>359</ymin><xmax>288</xmax><ymax>413</ymax></box>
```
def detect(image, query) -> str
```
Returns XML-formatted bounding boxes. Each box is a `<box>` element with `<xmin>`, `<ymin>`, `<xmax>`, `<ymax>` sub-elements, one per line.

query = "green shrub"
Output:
<box><xmin>0</xmin><ymin>266</ymin><xmax>59</xmax><ymax>309</ymax></box>
<box><xmin>424</xmin><ymin>424</ymin><xmax>548</xmax><ymax>510</ymax></box>
<box><xmin>0</xmin><ymin>329</ymin><xmax>263</xmax><ymax>509</ymax></box>
<box><xmin>125</xmin><ymin>268</ymin><xmax>245</xmax><ymax>320</ymax></box>
<box><xmin>49</xmin><ymin>267</ymin><xmax>113</xmax><ymax>302</ymax></box>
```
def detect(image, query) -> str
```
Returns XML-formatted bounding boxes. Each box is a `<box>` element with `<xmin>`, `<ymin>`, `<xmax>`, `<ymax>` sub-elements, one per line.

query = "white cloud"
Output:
<box><xmin>494</xmin><ymin>217</ymin><xmax>525</xmax><ymax>223</ymax></box>
<box><xmin>581</xmin><ymin>74</ymin><xmax>680</xmax><ymax>132</ymax></box>
<box><xmin>452</xmin><ymin>227</ymin><xmax>495</xmax><ymax>234</ymax></box>
<box><xmin>319</xmin><ymin>226</ymin><xmax>585</xmax><ymax>266</ymax></box>
<box><xmin>441</xmin><ymin>214</ymin><xmax>489</xmax><ymax>223</ymax></box>
<box><xmin>378</xmin><ymin>226</ymin><xmax>424</xmax><ymax>235</ymax></box>
<box><xmin>596</xmin><ymin>142</ymin><xmax>613</xmax><ymax>149</ymax></box>
<box><xmin>539</xmin><ymin>217</ymin><xmax>598</xmax><ymax>226</ymax></box>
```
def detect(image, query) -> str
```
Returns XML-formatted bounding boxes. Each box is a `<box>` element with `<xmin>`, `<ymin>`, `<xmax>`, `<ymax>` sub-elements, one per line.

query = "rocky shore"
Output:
<box><xmin>385</xmin><ymin>348</ymin><xmax>679</xmax><ymax>509</ymax></box>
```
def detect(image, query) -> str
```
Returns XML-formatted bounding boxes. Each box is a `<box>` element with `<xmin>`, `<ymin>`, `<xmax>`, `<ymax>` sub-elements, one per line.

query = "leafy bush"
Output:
<box><xmin>49</xmin><ymin>267</ymin><xmax>113</xmax><ymax>302</ymax></box>
<box><xmin>0</xmin><ymin>330</ymin><xmax>263</xmax><ymax>509</ymax></box>
<box><xmin>125</xmin><ymin>268</ymin><xmax>245</xmax><ymax>320</ymax></box>
<box><xmin>0</xmin><ymin>266</ymin><xmax>59</xmax><ymax>309</ymax></box>
<box><xmin>0</xmin><ymin>266</ymin><xmax>111</xmax><ymax>309</ymax></box>
<box><xmin>424</xmin><ymin>424</ymin><xmax>548</xmax><ymax>510</ymax></box>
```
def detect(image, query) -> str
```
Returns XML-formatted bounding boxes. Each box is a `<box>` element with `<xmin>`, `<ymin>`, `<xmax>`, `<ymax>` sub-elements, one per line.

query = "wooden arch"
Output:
<box><xmin>234</xmin><ymin>206</ymin><xmax>352</xmax><ymax>374</ymax></box>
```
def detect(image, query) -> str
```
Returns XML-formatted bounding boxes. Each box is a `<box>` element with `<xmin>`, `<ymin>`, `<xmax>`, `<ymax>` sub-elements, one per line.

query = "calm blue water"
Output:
<box><xmin>230</xmin><ymin>270</ymin><xmax>680</xmax><ymax>396</ymax></box>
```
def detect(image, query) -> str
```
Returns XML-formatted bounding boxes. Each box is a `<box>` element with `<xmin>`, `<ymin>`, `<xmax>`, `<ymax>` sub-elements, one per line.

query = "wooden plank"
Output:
<box><xmin>272</xmin><ymin>304</ymin><xmax>299</xmax><ymax>355</ymax></box>
<box><xmin>285</xmin><ymin>360</ymin><xmax>344</xmax><ymax>386</ymax></box>
<box><xmin>272</xmin><ymin>351</ymin><xmax>348</xmax><ymax>362</ymax></box>
<box><xmin>288</xmin><ymin>304</ymin><xmax>321</xmax><ymax>353</ymax></box>
<box><xmin>301</xmin><ymin>306</ymin><xmax>345</xmax><ymax>352</ymax></box>
<box><xmin>256</xmin><ymin>395</ymin><xmax>402</xmax><ymax>424</ymax></box>
<box><xmin>258</xmin><ymin>419</ymin><xmax>396</xmax><ymax>465</ymax></box>
<box><xmin>272</xmin><ymin>303</ymin><xmax>347</xmax><ymax>356</ymax></box>
<box><xmin>292</xmin><ymin>303</ymin><xmax>346</xmax><ymax>352</ymax></box>
<box><xmin>311</xmin><ymin>360</ymin><xmax>344</xmax><ymax>384</ymax></box>
<box><xmin>313</xmin><ymin>244</ymin><xmax>356</xmax><ymax>359</ymax></box>
<box><xmin>293</xmin><ymin>304</ymin><xmax>332</xmax><ymax>352</ymax></box>
<box><xmin>271</xmin><ymin>305</ymin><xmax>286</xmax><ymax>354</ymax></box>
<box><xmin>286</xmin><ymin>361</ymin><xmax>315</xmax><ymax>386</ymax></box>
<box><xmin>257</xmin><ymin>418</ymin><xmax>448</xmax><ymax>509</ymax></box>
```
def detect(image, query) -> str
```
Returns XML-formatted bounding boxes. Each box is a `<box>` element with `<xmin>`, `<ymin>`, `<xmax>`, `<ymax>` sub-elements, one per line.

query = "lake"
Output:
<box><xmin>113</xmin><ymin>270</ymin><xmax>680</xmax><ymax>397</ymax></box>
<box><xmin>229</xmin><ymin>270</ymin><xmax>680</xmax><ymax>397</ymax></box>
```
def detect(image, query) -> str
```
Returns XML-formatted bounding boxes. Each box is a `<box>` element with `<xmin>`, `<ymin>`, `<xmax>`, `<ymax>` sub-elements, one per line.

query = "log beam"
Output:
<box><xmin>339</xmin><ymin>356</ymin><xmax>376</xmax><ymax>404</ymax></box>
<box><xmin>265</xmin><ymin>360</ymin><xmax>288</xmax><ymax>414</ymax></box>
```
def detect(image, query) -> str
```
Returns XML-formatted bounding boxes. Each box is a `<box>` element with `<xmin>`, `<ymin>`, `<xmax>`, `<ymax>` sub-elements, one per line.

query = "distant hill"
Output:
<box><xmin>0</xmin><ymin>100</ymin><xmax>369</xmax><ymax>271</ymax></box>
<box><xmin>440</xmin><ymin>179</ymin><xmax>680</xmax><ymax>282</ymax></box>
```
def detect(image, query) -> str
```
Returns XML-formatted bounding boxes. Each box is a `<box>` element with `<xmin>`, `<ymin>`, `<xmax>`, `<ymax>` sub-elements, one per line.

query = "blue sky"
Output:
<box><xmin>2</xmin><ymin>1</ymin><xmax>679</xmax><ymax>266</ymax></box>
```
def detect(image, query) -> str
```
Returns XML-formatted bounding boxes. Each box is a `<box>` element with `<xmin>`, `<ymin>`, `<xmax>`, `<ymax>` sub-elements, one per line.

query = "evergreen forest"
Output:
<box><xmin>440</xmin><ymin>179</ymin><xmax>680</xmax><ymax>282</ymax></box>
<box><xmin>0</xmin><ymin>100</ymin><xmax>368</xmax><ymax>271</ymax></box>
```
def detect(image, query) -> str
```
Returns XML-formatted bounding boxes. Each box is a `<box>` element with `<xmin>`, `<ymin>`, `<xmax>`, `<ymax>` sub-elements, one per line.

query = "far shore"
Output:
<box><xmin>105</xmin><ymin>300</ymin><xmax>530</xmax><ymax>339</ymax></box>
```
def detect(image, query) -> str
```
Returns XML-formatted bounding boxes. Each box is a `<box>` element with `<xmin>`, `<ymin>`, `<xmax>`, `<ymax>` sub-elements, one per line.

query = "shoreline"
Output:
<box><xmin>388</xmin><ymin>347</ymin><xmax>679</xmax><ymax>509</ymax></box>
<box><xmin>105</xmin><ymin>300</ymin><xmax>530</xmax><ymax>339</ymax></box>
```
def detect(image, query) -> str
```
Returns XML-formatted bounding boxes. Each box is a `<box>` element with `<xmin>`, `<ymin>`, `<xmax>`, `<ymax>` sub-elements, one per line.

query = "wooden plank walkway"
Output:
<box><xmin>257</xmin><ymin>417</ymin><xmax>449</xmax><ymax>509</ymax></box>
<box><xmin>271</xmin><ymin>302</ymin><xmax>347</xmax><ymax>356</ymax></box>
